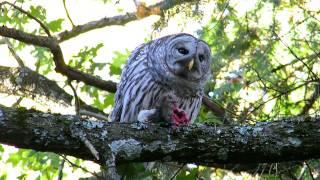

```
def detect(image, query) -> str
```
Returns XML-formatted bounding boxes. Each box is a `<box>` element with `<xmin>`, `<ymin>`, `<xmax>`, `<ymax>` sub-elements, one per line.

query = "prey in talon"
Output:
<box><xmin>137</xmin><ymin>94</ymin><xmax>190</xmax><ymax>130</ymax></box>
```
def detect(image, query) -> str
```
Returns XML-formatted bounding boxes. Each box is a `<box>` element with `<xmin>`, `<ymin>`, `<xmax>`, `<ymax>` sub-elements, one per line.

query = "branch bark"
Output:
<box><xmin>0</xmin><ymin>105</ymin><xmax>319</xmax><ymax>167</ymax></box>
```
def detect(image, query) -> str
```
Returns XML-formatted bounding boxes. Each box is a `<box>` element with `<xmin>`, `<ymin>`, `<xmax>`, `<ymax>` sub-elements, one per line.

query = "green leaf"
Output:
<box><xmin>17</xmin><ymin>174</ymin><xmax>27</xmax><ymax>180</ymax></box>
<box><xmin>104</xmin><ymin>93</ymin><xmax>114</xmax><ymax>106</ymax></box>
<box><xmin>0</xmin><ymin>174</ymin><xmax>7</xmax><ymax>180</ymax></box>
<box><xmin>47</xmin><ymin>18</ymin><xmax>64</xmax><ymax>32</ymax></box>
<box><xmin>7</xmin><ymin>149</ymin><xmax>60</xmax><ymax>178</ymax></box>
<box><xmin>69</xmin><ymin>43</ymin><xmax>104</xmax><ymax>74</ymax></box>
<box><xmin>176</xmin><ymin>168</ymin><xmax>198</xmax><ymax>180</ymax></box>
<box><xmin>116</xmin><ymin>163</ymin><xmax>154</xmax><ymax>179</ymax></box>
<box><xmin>6</xmin><ymin>151</ymin><xmax>22</xmax><ymax>167</ymax></box>
<box><xmin>29</xmin><ymin>5</ymin><xmax>46</xmax><ymax>21</ymax></box>
<box><xmin>109</xmin><ymin>50</ymin><xmax>130</xmax><ymax>76</ymax></box>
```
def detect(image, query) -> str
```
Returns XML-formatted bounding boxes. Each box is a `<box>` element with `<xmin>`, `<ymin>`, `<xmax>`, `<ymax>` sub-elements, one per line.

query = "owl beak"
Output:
<box><xmin>187</xmin><ymin>59</ymin><xmax>194</xmax><ymax>70</ymax></box>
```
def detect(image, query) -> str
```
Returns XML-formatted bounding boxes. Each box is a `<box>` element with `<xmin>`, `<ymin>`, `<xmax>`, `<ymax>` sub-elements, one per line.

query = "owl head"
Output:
<box><xmin>148</xmin><ymin>33</ymin><xmax>212</xmax><ymax>92</ymax></box>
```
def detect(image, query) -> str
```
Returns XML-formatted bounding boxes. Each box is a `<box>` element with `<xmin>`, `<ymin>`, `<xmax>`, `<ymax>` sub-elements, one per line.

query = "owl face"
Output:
<box><xmin>164</xmin><ymin>34</ymin><xmax>212</xmax><ymax>82</ymax></box>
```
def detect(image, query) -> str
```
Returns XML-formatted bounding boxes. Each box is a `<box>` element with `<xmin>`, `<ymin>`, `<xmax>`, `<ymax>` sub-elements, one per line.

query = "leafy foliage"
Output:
<box><xmin>6</xmin><ymin>149</ymin><xmax>60</xmax><ymax>179</ymax></box>
<box><xmin>108</xmin><ymin>50</ymin><xmax>130</xmax><ymax>76</ymax></box>
<box><xmin>200</xmin><ymin>0</ymin><xmax>320</xmax><ymax>124</ymax></box>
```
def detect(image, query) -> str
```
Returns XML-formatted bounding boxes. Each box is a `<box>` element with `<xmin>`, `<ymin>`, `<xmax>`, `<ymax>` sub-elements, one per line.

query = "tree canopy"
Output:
<box><xmin>0</xmin><ymin>0</ymin><xmax>320</xmax><ymax>179</ymax></box>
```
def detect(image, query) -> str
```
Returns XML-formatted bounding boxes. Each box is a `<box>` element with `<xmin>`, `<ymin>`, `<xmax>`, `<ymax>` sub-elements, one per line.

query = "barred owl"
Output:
<box><xmin>110</xmin><ymin>33</ymin><xmax>211</xmax><ymax>125</ymax></box>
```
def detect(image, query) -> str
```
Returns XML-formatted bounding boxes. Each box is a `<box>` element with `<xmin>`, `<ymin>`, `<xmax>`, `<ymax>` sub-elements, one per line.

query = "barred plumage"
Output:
<box><xmin>110</xmin><ymin>33</ymin><xmax>211</xmax><ymax>123</ymax></box>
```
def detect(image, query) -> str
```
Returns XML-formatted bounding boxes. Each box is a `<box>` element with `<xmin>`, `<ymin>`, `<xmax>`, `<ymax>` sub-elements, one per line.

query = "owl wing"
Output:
<box><xmin>109</xmin><ymin>44</ymin><xmax>146</xmax><ymax>122</ymax></box>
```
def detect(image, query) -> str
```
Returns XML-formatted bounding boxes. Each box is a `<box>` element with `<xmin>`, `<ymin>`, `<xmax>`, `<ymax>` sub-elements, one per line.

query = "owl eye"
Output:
<box><xmin>177</xmin><ymin>47</ymin><xmax>189</xmax><ymax>55</ymax></box>
<box><xmin>199</xmin><ymin>54</ymin><xmax>205</xmax><ymax>62</ymax></box>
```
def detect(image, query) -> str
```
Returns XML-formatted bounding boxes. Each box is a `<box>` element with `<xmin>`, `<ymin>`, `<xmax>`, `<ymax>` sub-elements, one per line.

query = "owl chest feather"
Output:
<box><xmin>118</xmin><ymin>60</ymin><xmax>202</xmax><ymax>123</ymax></box>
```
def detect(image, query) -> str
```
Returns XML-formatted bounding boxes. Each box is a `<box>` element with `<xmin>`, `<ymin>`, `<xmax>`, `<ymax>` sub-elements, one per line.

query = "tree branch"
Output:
<box><xmin>56</xmin><ymin>0</ymin><xmax>196</xmax><ymax>42</ymax></box>
<box><xmin>0</xmin><ymin>66</ymin><xmax>107</xmax><ymax>117</ymax></box>
<box><xmin>62</xmin><ymin>0</ymin><xmax>75</xmax><ymax>27</ymax></box>
<box><xmin>0</xmin><ymin>105</ymin><xmax>319</xmax><ymax>167</ymax></box>
<box><xmin>0</xmin><ymin>26</ymin><xmax>117</xmax><ymax>92</ymax></box>
<box><xmin>299</xmin><ymin>83</ymin><xmax>320</xmax><ymax>115</ymax></box>
<box><xmin>57</xmin><ymin>13</ymin><xmax>137</xmax><ymax>42</ymax></box>
<box><xmin>4</xmin><ymin>38</ymin><xmax>25</xmax><ymax>67</ymax></box>
<box><xmin>0</xmin><ymin>1</ymin><xmax>51</xmax><ymax>36</ymax></box>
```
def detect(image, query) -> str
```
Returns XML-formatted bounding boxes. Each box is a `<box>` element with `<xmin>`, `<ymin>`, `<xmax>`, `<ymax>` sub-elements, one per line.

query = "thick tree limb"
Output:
<box><xmin>0</xmin><ymin>66</ymin><xmax>106</xmax><ymax>116</ymax></box>
<box><xmin>0</xmin><ymin>26</ymin><xmax>225</xmax><ymax>117</ymax></box>
<box><xmin>0</xmin><ymin>105</ymin><xmax>319</xmax><ymax>167</ymax></box>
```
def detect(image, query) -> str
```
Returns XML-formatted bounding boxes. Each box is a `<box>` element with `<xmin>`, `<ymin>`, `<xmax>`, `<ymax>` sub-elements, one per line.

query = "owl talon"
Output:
<box><xmin>137</xmin><ymin>109</ymin><xmax>158</xmax><ymax>123</ymax></box>
<box><xmin>136</xmin><ymin>121</ymin><xmax>149</xmax><ymax>129</ymax></box>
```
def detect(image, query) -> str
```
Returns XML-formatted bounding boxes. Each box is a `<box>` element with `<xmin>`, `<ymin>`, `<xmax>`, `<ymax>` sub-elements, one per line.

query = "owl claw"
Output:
<box><xmin>137</xmin><ymin>109</ymin><xmax>158</xmax><ymax>123</ymax></box>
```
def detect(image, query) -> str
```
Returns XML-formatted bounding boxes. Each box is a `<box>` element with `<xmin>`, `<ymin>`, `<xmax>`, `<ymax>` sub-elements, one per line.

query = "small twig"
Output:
<box><xmin>298</xmin><ymin>163</ymin><xmax>307</xmax><ymax>180</ymax></box>
<box><xmin>68</xmin><ymin>80</ymin><xmax>100</xmax><ymax>161</ymax></box>
<box><xmin>208</xmin><ymin>0</ymin><xmax>230</xmax><ymax>30</ymax></box>
<box><xmin>274</xmin><ymin>31</ymin><xmax>319</xmax><ymax>81</ymax></box>
<box><xmin>268</xmin><ymin>163</ymin><xmax>274</xmax><ymax>176</ymax></box>
<box><xmin>60</xmin><ymin>155</ymin><xmax>101</xmax><ymax>178</ymax></box>
<box><xmin>80</xmin><ymin>132</ymin><xmax>100</xmax><ymax>160</ymax></box>
<box><xmin>259</xmin><ymin>163</ymin><xmax>267</xmax><ymax>177</ymax></box>
<box><xmin>202</xmin><ymin>96</ymin><xmax>225</xmax><ymax>117</ymax></box>
<box><xmin>62</xmin><ymin>0</ymin><xmax>75</xmax><ymax>27</ymax></box>
<box><xmin>79</xmin><ymin>109</ymin><xmax>109</xmax><ymax>121</ymax></box>
<box><xmin>170</xmin><ymin>164</ymin><xmax>186</xmax><ymax>180</ymax></box>
<box><xmin>305</xmin><ymin>161</ymin><xmax>315</xmax><ymax>180</ymax></box>
<box><xmin>105</xmin><ymin>152</ymin><xmax>121</xmax><ymax>179</ymax></box>
<box><xmin>0</xmin><ymin>1</ymin><xmax>51</xmax><ymax>36</ymax></box>
<box><xmin>299</xmin><ymin>83</ymin><xmax>320</xmax><ymax>115</ymax></box>
<box><xmin>11</xmin><ymin>97</ymin><xmax>23</xmax><ymax>107</ymax></box>
<box><xmin>275</xmin><ymin>163</ymin><xmax>278</xmax><ymax>178</ymax></box>
<box><xmin>68</xmin><ymin>80</ymin><xmax>80</xmax><ymax>115</ymax></box>
<box><xmin>69</xmin><ymin>123</ymin><xmax>100</xmax><ymax>161</ymax></box>
<box><xmin>57</xmin><ymin>157</ymin><xmax>65</xmax><ymax>180</ymax></box>
<box><xmin>4</xmin><ymin>38</ymin><xmax>25</xmax><ymax>67</ymax></box>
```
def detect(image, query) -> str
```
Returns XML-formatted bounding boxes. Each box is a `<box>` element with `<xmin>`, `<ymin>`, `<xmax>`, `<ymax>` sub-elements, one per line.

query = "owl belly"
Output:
<box><xmin>120</xmin><ymin>75</ymin><xmax>202</xmax><ymax>123</ymax></box>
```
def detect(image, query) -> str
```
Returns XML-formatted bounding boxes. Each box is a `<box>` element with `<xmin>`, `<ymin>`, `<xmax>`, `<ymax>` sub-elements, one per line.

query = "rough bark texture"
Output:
<box><xmin>0</xmin><ymin>105</ymin><xmax>319</xmax><ymax>166</ymax></box>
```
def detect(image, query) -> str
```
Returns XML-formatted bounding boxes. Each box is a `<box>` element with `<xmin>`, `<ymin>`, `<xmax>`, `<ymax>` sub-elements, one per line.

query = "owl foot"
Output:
<box><xmin>136</xmin><ymin>109</ymin><xmax>159</xmax><ymax>129</ymax></box>
<box><xmin>137</xmin><ymin>109</ymin><xmax>158</xmax><ymax>123</ymax></box>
